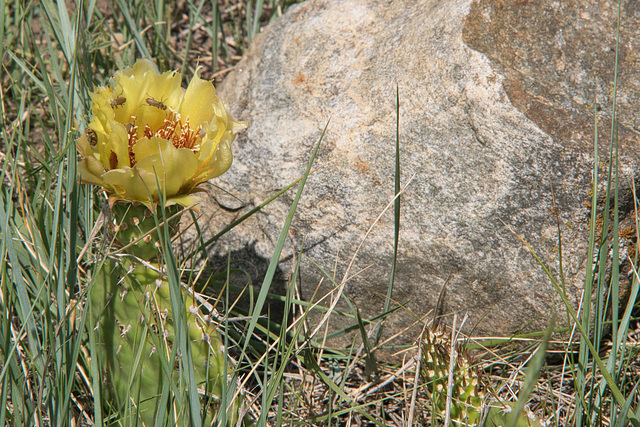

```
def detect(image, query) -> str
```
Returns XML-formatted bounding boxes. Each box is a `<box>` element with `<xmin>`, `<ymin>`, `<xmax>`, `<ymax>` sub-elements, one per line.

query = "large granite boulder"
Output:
<box><xmin>192</xmin><ymin>0</ymin><xmax>640</xmax><ymax>349</ymax></box>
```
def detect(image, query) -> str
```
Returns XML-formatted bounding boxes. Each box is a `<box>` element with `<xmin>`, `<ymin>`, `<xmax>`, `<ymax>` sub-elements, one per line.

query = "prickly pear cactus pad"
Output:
<box><xmin>78</xmin><ymin>59</ymin><xmax>252</xmax><ymax>426</ymax></box>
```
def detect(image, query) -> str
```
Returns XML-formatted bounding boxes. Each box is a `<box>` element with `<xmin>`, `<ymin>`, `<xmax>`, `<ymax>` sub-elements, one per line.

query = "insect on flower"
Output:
<box><xmin>85</xmin><ymin>128</ymin><xmax>98</xmax><ymax>146</ymax></box>
<box><xmin>111</xmin><ymin>97</ymin><xmax>126</xmax><ymax>108</ymax></box>
<box><xmin>146</xmin><ymin>97</ymin><xmax>168</xmax><ymax>111</ymax></box>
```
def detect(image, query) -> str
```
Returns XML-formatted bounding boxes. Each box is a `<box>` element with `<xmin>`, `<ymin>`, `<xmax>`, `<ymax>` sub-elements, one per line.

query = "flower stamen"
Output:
<box><xmin>138</xmin><ymin>111</ymin><xmax>202</xmax><ymax>154</ymax></box>
<box><xmin>175</xmin><ymin>117</ymin><xmax>201</xmax><ymax>151</ymax></box>
<box><xmin>127</xmin><ymin>118</ymin><xmax>139</xmax><ymax>167</ymax></box>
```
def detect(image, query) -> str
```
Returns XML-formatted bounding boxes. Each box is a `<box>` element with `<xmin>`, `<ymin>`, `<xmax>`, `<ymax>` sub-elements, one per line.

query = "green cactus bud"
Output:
<box><xmin>420</xmin><ymin>327</ymin><xmax>546</xmax><ymax>427</ymax></box>
<box><xmin>421</xmin><ymin>327</ymin><xmax>484</xmax><ymax>425</ymax></box>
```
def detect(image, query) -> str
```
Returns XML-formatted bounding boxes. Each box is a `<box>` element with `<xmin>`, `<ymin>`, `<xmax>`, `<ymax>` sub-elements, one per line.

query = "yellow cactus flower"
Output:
<box><xmin>77</xmin><ymin>59</ymin><xmax>246</xmax><ymax>208</ymax></box>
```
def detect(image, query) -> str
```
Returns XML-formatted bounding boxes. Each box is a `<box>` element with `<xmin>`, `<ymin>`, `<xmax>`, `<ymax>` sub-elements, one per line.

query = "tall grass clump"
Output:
<box><xmin>1</xmin><ymin>1</ymin><xmax>94</xmax><ymax>424</ymax></box>
<box><xmin>487</xmin><ymin>3</ymin><xmax>640</xmax><ymax>426</ymax></box>
<box><xmin>571</xmin><ymin>3</ymin><xmax>640</xmax><ymax>425</ymax></box>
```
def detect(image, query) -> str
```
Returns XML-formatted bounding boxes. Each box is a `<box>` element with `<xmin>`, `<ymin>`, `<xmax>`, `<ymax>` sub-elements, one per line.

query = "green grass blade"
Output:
<box><xmin>375</xmin><ymin>84</ymin><xmax>401</xmax><ymax>348</ymax></box>
<box><xmin>114</xmin><ymin>0</ymin><xmax>151</xmax><ymax>58</ymax></box>
<box><xmin>613</xmin><ymin>382</ymin><xmax>640</xmax><ymax>427</ymax></box>
<box><xmin>240</xmin><ymin>121</ymin><xmax>328</xmax><ymax>356</ymax></box>
<box><xmin>157</xmin><ymin>194</ymin><xmax>203</xmax><ymax>425</ymax></box>
<box><xmin>87</xmin><ymin>302</ymin><xmax>104</xmax><ymax>424</ymax></box>
<box><xmin>210</xmin><ymin>2</ymin><xmax>220</xmax><ymax>73</ymax></box>
<box><xmin>194</xmin><ymin>175</ymin><xmax>308</xmax><ymax>263</ymax></box>
<box><xmin>250</xmin><ymin>0</ymin><xmax>264</xmax><ymax>42</ymax></box>
<box><xmin>0</xmin><ymin>189</ymin><xmax>42</xmax><ymax>376</ymax></box>
<box><xmin>507</xmin><ymin>316</ymin><xmax>553</xmax><ymax>427</ymax></box>
<box><xmin>180</xmin><ymin>0</ymin><xmax>206</xmax><ymax>74</ymax></box>
<box><xmin>239</xmin><ymin>121</ymin><xmax>328</xmax><ymax>424</ymax></box>
<box><xmin>356</xmin><ymin>308</ymin><xmax>377</xmax><ymax>379</ymax></box>
<box><xmin>576</xmin><ymin>102</ymin><xmax>599</xmax><ymax>426</ymax></box>
<box><xmin>511</xmin><ymin>228</ymin><xmax>633</xmax><ymax>418</ymax></box>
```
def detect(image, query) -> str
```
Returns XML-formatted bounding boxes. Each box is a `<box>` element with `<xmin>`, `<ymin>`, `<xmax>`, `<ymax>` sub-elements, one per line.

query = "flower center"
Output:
<box><xmin>125</xmin><ymin>112</ymin><xmax>202</xmax><ymax>167</ymax></box>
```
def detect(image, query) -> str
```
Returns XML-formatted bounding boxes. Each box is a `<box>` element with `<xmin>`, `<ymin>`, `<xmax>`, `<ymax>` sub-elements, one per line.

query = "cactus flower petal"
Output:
<box><xmin>78</xmin><ymin>59</ymin><xmax>247</xmax><ymax>208</ymax></box>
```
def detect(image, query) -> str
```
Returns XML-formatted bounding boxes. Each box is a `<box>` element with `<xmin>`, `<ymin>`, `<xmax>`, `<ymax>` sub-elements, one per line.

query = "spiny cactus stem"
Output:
<box><xmin>87</xmin><ymin>202</ymin><xmax>254</xmax><ymax>425</ymax></box>
<box><xmin>110</xmin><ymin>202</ymin><xmax>183</xmax><ymax>261</ymax></box>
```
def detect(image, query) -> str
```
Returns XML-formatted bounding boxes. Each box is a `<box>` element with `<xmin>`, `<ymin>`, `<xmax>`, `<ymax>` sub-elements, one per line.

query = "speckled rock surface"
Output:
<box><xmin>191</xmin><ymin>0</ymin><xmax>640</xmax><ymax>350</ymax></box>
